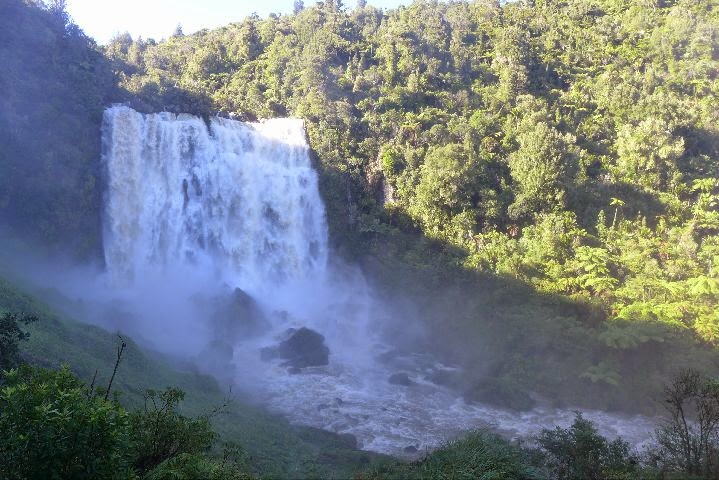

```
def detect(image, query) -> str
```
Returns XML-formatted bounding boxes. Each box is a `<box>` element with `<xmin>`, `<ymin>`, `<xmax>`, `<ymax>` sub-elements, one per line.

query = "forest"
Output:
<box><xmin>0</xmin><ymin>0</ymin><xmax>718</xmax><ymax>478</ymax></box>
<box><xmin>100</xmin><ymin>0</ymin><xmax>719</xmax><ymax>413</ymax></box>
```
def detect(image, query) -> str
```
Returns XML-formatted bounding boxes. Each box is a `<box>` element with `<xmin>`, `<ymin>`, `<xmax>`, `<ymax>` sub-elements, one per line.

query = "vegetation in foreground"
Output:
<box><xmin>5</xmin><ymin>299</ymin><xmax>719</xmax><ymax>479</ymax></box>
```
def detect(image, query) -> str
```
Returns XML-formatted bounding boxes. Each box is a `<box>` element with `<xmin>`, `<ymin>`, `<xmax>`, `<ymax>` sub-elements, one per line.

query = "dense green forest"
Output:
<box><xmin>1</xmin><ymin>0</ymin><xmax>719</xmax><ymax>478</ymax></box>
<box><xmin>106</xmin><ymin>0</ymin><xmax>719</xmax><ymax>340</ymax></box>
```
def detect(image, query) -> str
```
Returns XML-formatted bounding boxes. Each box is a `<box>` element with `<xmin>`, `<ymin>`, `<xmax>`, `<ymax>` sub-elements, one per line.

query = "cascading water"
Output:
<box><xmin>101</xmin><ymin>105</ymin><xmax>657</xmax><ymax>458</ymax></box>
<box><xmin>102</xmin><ymin>105</ymin><xmax>327</xmax><ymax>292</ymax></box>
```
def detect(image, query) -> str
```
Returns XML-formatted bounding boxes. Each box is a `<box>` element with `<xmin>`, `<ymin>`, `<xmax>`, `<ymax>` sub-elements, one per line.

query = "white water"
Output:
<box><xmin>102</xmin><ymin>105</ymin><xmax>327</xmax><ymax>292</ymax></box>
<box><xmin>101</xmin><ymin>105</ymin><xmax>657</xmax><ymax>458</ymax></box>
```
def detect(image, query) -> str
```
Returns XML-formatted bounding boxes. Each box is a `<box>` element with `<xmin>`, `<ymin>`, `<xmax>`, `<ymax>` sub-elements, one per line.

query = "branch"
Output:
<box><xmin>104</xmin><ymin>335</ymin><xmax>127</xmax><ymax>401</ymax></box>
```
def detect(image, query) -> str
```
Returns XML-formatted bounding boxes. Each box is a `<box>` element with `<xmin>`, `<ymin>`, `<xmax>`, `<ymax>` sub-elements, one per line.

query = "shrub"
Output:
<box><xmin>537</xmin><ymin>412</ymin><xmax>638</xmax><ymax>480</ymax></box>
<box><xmin>0</xmin><ymin>365</ymin><xmax>134</xmax><ymax>480</ymax></box>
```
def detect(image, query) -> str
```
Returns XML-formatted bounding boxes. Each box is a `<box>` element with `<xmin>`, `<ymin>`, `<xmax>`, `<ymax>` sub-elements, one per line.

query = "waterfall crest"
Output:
<box><xmin>102</xmin><ymin>106</ymin><xmax>328</xmax><ymax>290</ymax></box>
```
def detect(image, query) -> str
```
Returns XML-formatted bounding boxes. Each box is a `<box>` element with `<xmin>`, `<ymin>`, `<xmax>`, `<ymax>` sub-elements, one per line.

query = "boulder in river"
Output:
<box><xmin>278</xmin><ymin>327</ymin><xmax>330</xmax><ymax>369</ymax></box>
<box><xmin>388</xmin><ymin>372</ymin><xmax>414</xmax><ymax>386</ymax></box>
<box><xmin>260</xmin><ymin>346</ymin><xmax>279</xmax><ymax>361</ymax></box>
<box><xmin>209</xmin><ymin>287</ymin><xmax>270</xmax><ymax>342</ymax></box>
<box><xmin>464</xmin><ymin>377</ymin><xmax>535</xmax><ymax>411</ymax></box>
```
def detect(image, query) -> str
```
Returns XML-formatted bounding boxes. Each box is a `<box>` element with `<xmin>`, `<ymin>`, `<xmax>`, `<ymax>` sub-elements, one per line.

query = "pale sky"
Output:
<box><xmin>66</xmin><ymin>0</ymin><xmax>409</xmax><ymax>44</ymax></box>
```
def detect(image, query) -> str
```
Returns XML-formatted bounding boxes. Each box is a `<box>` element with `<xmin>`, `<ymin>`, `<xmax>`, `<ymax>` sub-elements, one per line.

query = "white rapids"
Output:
<box><xmin>101</xmin><ymin>105</ymin><xmax>657</xmax><ymax>458</ymax></box>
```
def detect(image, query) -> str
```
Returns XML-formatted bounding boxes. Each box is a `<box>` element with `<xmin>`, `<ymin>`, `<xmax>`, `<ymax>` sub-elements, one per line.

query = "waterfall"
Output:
<box><xmin>101</xmin><ymin>106</ymin><xmax>328</xmax><ymax>291</ymax></box>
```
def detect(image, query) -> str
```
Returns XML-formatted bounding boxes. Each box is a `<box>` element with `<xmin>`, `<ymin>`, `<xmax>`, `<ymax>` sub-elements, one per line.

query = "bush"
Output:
<box><xmin>363</xmin><ymin>431</ymin><xmax>545</xmax><ymax>480</ymax></box>
<box><xmin>537</xmin><ymin>412</ymin><xmax>638</xmax><ymax>480</ymax></box>
<box><xmin>0</xmin><ymin>365</ymin><xmax>134</xmax><ymax>480</ymax></box>
<box><xmin>129</xmin><ymin>387</ymin><xmax>217</xmax><ymax>475</ymax></box>
<box><xmin>0</xmin><ymin>363</ymin><xmax>253</xmax><ymax>480</ymax></box>
<box><xmin>0</xmin><ymin>312</ymin><xmax>36</xmax><ymax>371</ymax></box>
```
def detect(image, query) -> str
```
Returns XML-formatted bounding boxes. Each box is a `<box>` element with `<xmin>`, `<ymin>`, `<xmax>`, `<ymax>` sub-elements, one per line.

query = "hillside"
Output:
<box><xmin>0</xmin><ymin>272</ymin><xmax>384</xmax><ymax>478</ymax></box>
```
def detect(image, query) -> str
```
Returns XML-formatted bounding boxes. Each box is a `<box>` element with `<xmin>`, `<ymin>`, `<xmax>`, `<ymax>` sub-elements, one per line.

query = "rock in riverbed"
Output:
<box><xmin>276</xmin><ymin>327</ymin><xmax>330</xmax><ymax>369</ymax></box>
<box><xmin>388</xmin><ymin>372</ymin><xmax>414</xmax><ymax>386</ymax></box>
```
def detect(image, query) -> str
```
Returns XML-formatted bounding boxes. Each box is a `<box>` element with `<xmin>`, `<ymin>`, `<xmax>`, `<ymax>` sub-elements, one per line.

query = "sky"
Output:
<box><xmin>66</xmin><ymin>0</ymin><xmax>409</xmax><ymax>45</ymax></box>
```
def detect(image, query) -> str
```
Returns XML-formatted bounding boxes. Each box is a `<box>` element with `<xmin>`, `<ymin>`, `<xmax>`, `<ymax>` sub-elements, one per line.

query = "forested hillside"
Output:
<box><xmin>102</xmin><ymin>0</ymin><xmax>719</xmax><ymax>409</ymax></box>
<box><xmin>0</xmin><ymin>0</ymin><xmax>114</xmax><ymax>257</ymax></box>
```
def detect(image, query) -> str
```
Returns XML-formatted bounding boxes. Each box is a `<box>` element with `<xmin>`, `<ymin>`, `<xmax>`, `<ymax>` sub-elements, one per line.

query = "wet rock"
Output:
<box><xmin>464</xmin><ymin>378</ymin><xmax>536</xmax><ymax>411</ymax></box>
<box><xmin>376</xmin><ymin>349</ymin><xmax>401</xmax><ymax>364</ymax></box>
<box><xmin>208</xmin><ymin>287</ymin><xmax>269</xmax><ymax>342</ymax></box>
<box><xmin>334</xmin><ymin>397</ymin><xmax>344</xmax><ymax>406</ymax></box>
<box><xmin>317</xmin><ymin>403</ymin><xmax>331</xmax><ymax>411</ymax></box>
<box><xmin>388</xmin><ymin>372</ymin><xmax>414</xmax><ymax>386</ymax></box>
<box><xmin>278</xmin><ymin>327</ymin><xmax>330</xmax><ymax>369</ymax></box>
<box><xmin>404</xmin><ymin>445</ymin><xmax>419</xmax><ymax>454</ymax></box>
<box><xmin>273</xmin><ymin>310</ymin><xmax>290</xmax><ymax>322</ymax></box>
<box><xmin>426</xmin><ymin>367</ymin><xmax>464</xmax><ymax>389</ymax></box>
<box><xmin>259</xmin><ymin>346</ymin><xmax>279</xmax><ymax>361</ymax></box>
<box><xmin>287</xmin><ymin>366</ymin><xmax>302</xmax><ymax>375</ymax></box>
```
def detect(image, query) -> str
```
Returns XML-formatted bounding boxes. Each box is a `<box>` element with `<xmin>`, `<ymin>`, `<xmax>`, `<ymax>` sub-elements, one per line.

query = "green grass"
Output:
<box><xmin>0</xmin><ymin>274</ymin><xmax>386</xmax><ymax>479</ymax></box>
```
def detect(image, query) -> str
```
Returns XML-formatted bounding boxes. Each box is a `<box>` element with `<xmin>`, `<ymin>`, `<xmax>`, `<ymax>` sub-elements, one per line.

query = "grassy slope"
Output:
<box><xmin>0</xmin><ymin>275</ymin><xmax>385</xmax><ymax>479</ymax></box>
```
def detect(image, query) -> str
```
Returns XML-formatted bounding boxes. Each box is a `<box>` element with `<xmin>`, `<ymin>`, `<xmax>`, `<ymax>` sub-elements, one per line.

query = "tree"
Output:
<box><xmin>614</xmin><ymin>118</ymin><xmax>684</xmax><ymax>191</ymax></box>
<box><xmin>537</xmin><ymin>412</ymin><xmax>638</xmax><ymax>480</ymax></box>
<box><xmin>130</xmin><ymin>387</ymin><xmax>217</xmax><ymax>475</ymax></box>
<box><xmin>654</xmin><ymin>369</ymin><xmax>719</xmax><ymax>478</ymax></box>
<box><xmin>409</xmin><ymin>143</ymin><xmax>500</xmax><ymax>241</ymax></box>
<box><xmin>508</xmin><ymin>121</ymin><xmax>575</xmax><ymax>220</ymax></box>
<box><xmin>0</xmin><ymin>361</ymin><xmax>245</xmax><ymax>479</ymax></box>
<box><xmin>0</xmin><ymin>312</ymin><xmax>37</xmax><ymax>372</ymax></box>
<box><xmin>294</xmin><ymin>0</ymin><xmax>305</xmax><ymax>14</ymax></box>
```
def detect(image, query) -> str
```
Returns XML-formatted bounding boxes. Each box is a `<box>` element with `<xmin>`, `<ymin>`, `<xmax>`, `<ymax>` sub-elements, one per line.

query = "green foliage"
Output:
<box><xmin>652</xmin><ymin>369</ymin><xmax>719</xmax><ymax>479</ymax></box>
<box><xmin>0</xmin><ymin>365</ymin><xmax>134</xmax><ymax>480</ymax></box>
<box><xmin>144</xmin><ymin>452</ymin><xmax>252</xmax><ymax>480</ymax></box>
<box><xmin>537</xmin><ymin>412</ymin><xmax>639</xmax><ymax>480</ymax></box>
<box><xmin>0</xmin><ymin>361</ymin><xmax>250</xmax><ymax>480</ymax></box>
<box><xmin>0</xmin><ymin>0</ymin><xmax>114</xmax><ymax>257</ymax></box>
<box><xmin>3</xmin><ymin>0</ymin><xmax>719</xmax><ymax>424</ymax></box>
<box><xmin>130</xmin><ymin>387</ymin><xmax>216</xmax><ymax>475</ymax></box>
<box><xmin>0</xmin><ymin>312</ymin><xmax>36</xmax><ymax>371</ymax></box>
<box><xmin>614</xmin><ymin>118</ymin><xmax>684</xmax><ymax>190</ymax></box>
<box><xmin>507</xmin><ymin>115</ymin><xmax>576</xmax><ymax>219</ymax></box>
<box><xmin>363</xmin><ymin>431</ymin><xmax>546</xmax><ymax>480</ymax></box>
<box><xmin>0</xmin><ymin>277</ymin><xmax>385</xmax><ymax>478</ymax></box>
<box><xmin>99</xmin><ymin>0</ymin><xmax>717</xmax><ymax>362</ymax></box>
